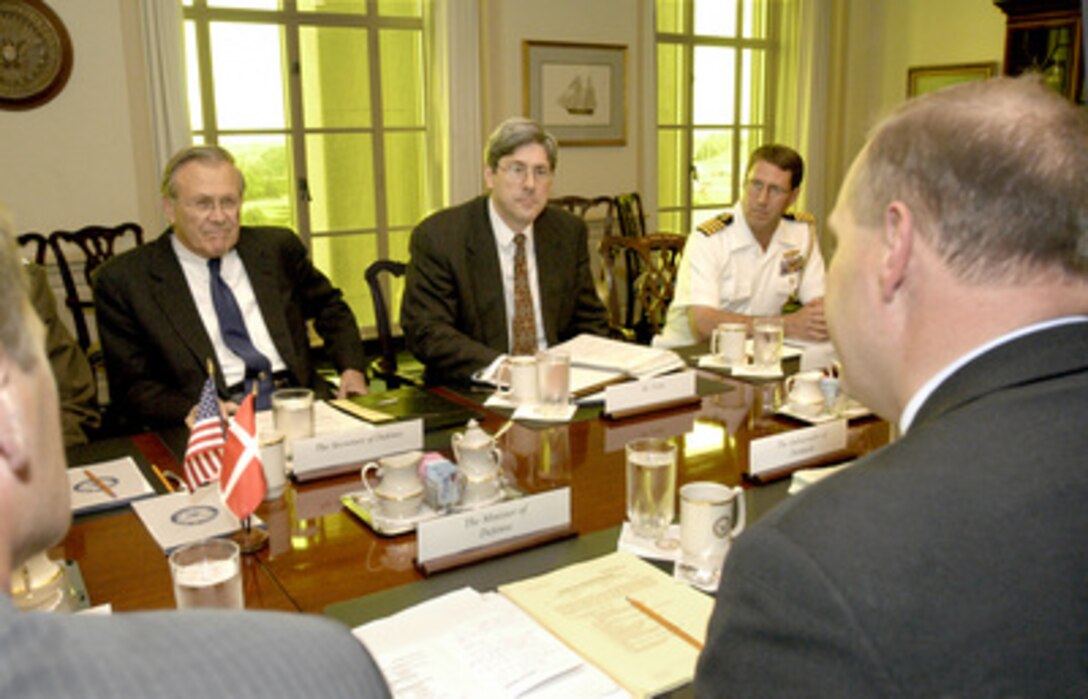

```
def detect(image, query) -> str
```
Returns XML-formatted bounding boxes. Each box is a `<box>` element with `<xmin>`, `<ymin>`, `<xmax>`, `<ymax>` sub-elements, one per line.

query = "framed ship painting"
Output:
<box><xmin>523</xmin><ymin>41</ymin><xmax>627</xmax><ymax>146</ymax></box>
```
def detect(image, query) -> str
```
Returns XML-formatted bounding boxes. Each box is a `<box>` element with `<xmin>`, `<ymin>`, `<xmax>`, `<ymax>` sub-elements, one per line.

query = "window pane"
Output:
<box><xmin>210</xmin><ymin>22</ymin><xmax>286</xmax><ymax>130</ymax></box>
<box><xmin>656</xmin><ymin>44</ymin><xmax>687</xmax><ymax>126</ymax></box>
<box><xmin>655</xmin><ymin>0</ymin><xmax>684</xmax><ymax>33</ymax></box>
<box><xmin>209</xmin><ymin>0</ymin><xmax>280</xmax><ymax>9</ymax></box>
<box><xmin>300</xmin><ymin>26</ymin><xmax>371</xmax><ymax>129</ymax></box>
<box><xmin>378</xmin><ymin>0</ymin><xmax>421</xmax><ymax>18</ymax></box>
<box><xmin>740</xmin><ymin>49</ymin><xmax>766</xmax><ymax>125</ymax></box>
<box><xmin>738</xmin><ymin>128</ymin><xmax>763</xmax><ymax>175</ymax></box>
<box><xmin>306</xmin><ymin>133</ymin><xmax>375</xmax><ymax>233</ymax></box>
<box><xmin>693</xmin><ymin>47</ymin><xmax>734</xmax><ymax>125</ymax></box>
<box><xmin>299</xmin><ymin>0</ymin><xmax>367</xmax><ymax>13</ymax></box>
<box><xmin>657</xmin><ymin>128</ymin><xmax>685</xmax><ymax>209</ymax></box>
<box><xmin>185</xmin><ymin>21</ymin><xmax>203</xmax><ymax>132</ymax></box>
<box><xmin>695</xmin><ymin>0</ymin><xmax>737</xmax><ymax>37</ymax></box>
<box><xmin>384</xmin><ymin>131</ymin><xmax>427</xmax><ymax>229</ymax></box>
<box><xmin>692</xmin><ymin>129</ymin><xmax>733</xmax><ymax>207</ymax></box>
<box><xmin>222</xmin><ymin>134</ymin><xmax>297</xmax><ymax>230</ymax></box>
<box><xmin>311</xmin><ymin>234</ymin><xmax>374</xmax><ymax>331</ymax></box>
<box><xmin>380</xmin><ymin>29</ymin><xmax>424</xmax><ymax>127</ymax></box>
<box><xmin>742</xmin><ymin>0</ymin><xmax>768</xmax><ymax>39</ymax></box>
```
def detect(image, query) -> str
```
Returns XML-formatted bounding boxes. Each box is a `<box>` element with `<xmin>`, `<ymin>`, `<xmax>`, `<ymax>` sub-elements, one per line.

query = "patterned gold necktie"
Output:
<box><xmin>511</xmin><ymin>233</ymin><xmax>537</xmax><ymax>356</ymax></box>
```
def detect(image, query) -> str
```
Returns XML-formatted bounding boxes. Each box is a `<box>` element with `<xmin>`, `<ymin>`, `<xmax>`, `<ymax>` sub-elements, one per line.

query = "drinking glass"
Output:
<box><xmin>625</xmin><ymin>438</ymin><xmax>677</xmax><ymax>540</ymax></box>
<box><xmin>752</xmin><ymin>317</ymin><xmax>784</xmax><ymax>371</ymax></box>
<box><xmin>535</xmin><ymin>350</ymin><xmax>571</xmax><ymax>416</ymax></box>
<box><xmin>272</xmin><ymin>388</ymin><xmax>314</xmax><ymax>456</ymax></box>
<box><xmin>169</xmin><ymin>538</ymin><xmax>243</xmax><ymax>610</ymax></box>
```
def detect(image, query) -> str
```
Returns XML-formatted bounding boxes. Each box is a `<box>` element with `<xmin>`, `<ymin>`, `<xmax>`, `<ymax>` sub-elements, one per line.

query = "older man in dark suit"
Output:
<box><xmin>94</xmin><ymin>145</ymin><xmax>368</xmax><ymax>428</ymax></box>
<box><xmin>401</xmin><ymin>117</ymin><xmax>609</xmax><ymax>385</ymax></box>
<box><xmin>695</xmin><ymin>76</ymin><xmax>1088</xmax><ymax>696</ymax></box>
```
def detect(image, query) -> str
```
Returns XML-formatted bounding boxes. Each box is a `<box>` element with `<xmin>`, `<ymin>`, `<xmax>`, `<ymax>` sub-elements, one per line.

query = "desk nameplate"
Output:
<box><xmin>749</xmin><ymin>420</ymin><xmax>848</xmax><ymax>481</ymax></box>
<box><xmin>417</xmin><ymin>488</ymin><xmax>572</xmax><ymax>575</ymax></box>
<box><xmin>291</xmin><ymin>419</ymin><xmax>424</xmax><ymax>481</ymax></box>
<box><xmin>603</xmin><ymin>370</ymin><xmax>698</xmax><ymax>419</ymax></box>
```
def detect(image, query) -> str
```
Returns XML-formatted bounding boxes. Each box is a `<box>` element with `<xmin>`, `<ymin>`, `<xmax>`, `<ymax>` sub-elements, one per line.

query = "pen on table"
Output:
<box><xmin>626</xmin><ymin>596</ymin><xmax>704</xmax><ymax>650</ymax></box>
<box><xmin>151</xmin><ymin>464</ymin><xmax>176</xmax><ymax>494</ymax></box>
<box><xmin>83</xmin><ymin>469</ymin><xmax>117</xmax><ymax>499</ymax></box>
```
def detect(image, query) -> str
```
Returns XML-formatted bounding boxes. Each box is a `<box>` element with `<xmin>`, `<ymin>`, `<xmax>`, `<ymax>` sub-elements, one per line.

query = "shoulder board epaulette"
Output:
<box><xmin>783</xmin><ymin>211</ymin><xmax>816</xmax><ymax>224</ymax></box>
<box><xmin>696</xmin><ymin>213</ymin><xmax>734</xmax><ymax>237</ymax></box>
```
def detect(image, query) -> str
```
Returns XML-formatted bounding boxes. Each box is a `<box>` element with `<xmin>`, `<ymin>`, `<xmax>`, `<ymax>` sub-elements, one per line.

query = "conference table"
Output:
<box><xmin>56</xmin><ymin>363</ymin><xmax>891</xmax><ymax>618</ymax></box>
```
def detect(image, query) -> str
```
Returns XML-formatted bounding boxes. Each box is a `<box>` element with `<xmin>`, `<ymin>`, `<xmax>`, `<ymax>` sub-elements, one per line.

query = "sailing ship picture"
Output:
<box><xmin>525</xmin><ymin>41</ymin><xmax>626</xmax><ymax>145</ymax></box>
<box><xmin>540</xmin><ymin>62</ymin><xmax>611</xmax><ymax>126</ymax></box>
<box><xmin>558</xmin><ymin>74</ymin><xmax>597</xmax><ymax>115</ymax></box>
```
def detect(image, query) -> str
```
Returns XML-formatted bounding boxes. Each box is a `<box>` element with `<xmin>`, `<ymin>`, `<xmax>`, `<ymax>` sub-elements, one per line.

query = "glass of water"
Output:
<box><xmin>169</xmin><ymin>538</ymin><xmax>244</xmax><ymax>610</ymax></box>
<box><xmin>752</xmin><ymin>316</ymin><xmax>784</xmax><ymax>371</ymax></box>
<box><xmin>535</xmin><ymin>350</ymin><xmax>571</xmax><ymax>416</ymax></box>
<box><xmin>625</xmin><ymin>437</ymin><xmax>678</xmax><ymax>541</ymax></box>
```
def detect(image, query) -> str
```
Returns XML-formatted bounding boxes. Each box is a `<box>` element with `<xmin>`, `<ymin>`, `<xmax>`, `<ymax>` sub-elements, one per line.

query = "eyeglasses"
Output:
<box><xmin>181</xmin><ymin>196</ymin><xmax>241</xmax><ymax>215</ymax></box>
<box><xmin>746</xmin><ymin>179</ymin><xmax>791</xmax><ymax>198</ymax></box>
<box><xmin>497</xmin><ymin>163</ymin><xmax>554</xmax><ymax>183</ymax></box>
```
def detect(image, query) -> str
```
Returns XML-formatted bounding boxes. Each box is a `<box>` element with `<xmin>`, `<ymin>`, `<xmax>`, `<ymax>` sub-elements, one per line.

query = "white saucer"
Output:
<box><xmin>776</xmin><ymin>398</ymin><xmax>871</xmax><ymax>424</ymax></box>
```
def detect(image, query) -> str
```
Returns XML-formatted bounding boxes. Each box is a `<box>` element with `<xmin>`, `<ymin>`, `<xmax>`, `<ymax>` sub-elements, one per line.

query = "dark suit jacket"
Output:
<box><xmin>0</xmin><ymin>595</ymin><xmax>391</xmax><ymax>698</ymax></box>
<box><xmin>401</xmin><ymin>196</ymin><xmax>609</xmax><ymax>384</ymax></box>
<box><xmin>695</xmin><ymin>321</ymin><xmax>1088</xmax><ymax>697</ymax></box>
<box><xmin>93</xmin><ymin>227</ymin><xmax>366</xmax><ymax>428</ymax></box>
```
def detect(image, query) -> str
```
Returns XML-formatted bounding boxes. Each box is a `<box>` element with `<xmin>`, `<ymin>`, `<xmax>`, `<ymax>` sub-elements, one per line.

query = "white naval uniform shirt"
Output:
<box><xmin>655</xmin><ymin>206</ymin><xmax>826</xmax><ymax>347</ymax></box>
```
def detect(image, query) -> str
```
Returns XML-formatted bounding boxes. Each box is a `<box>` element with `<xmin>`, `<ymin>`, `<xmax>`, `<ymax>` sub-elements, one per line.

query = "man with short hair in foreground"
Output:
<box><xmin>0</xmin><ymin>211</ymin><xmax>390</xmax><ymax>699</ymax></box>
<box><xmin>696</xmin><ymin>76</ymin><xmax>1088</xmax><ymax>696</ymax></box>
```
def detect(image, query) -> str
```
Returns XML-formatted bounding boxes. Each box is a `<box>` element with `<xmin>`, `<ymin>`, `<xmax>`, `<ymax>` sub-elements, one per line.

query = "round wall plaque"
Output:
<box><xmin>0</xmin><ymin>0</ymin><xmax>73</xmax><ymax>110</ymax></box>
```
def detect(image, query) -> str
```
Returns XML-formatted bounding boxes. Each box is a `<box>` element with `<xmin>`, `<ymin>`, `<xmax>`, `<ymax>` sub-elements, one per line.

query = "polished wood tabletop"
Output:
<box><xmin>57</xmin><ymin>370</ymin><xmax>890</xmax><ymax>615</ymax></box>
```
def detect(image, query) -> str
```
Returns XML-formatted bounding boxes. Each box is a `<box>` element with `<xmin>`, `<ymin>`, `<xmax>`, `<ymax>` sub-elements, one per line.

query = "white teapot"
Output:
<box><xmin>451</xmin><ymin>419</ymin><xmax>502</xmax><ymax>480</ymax></box>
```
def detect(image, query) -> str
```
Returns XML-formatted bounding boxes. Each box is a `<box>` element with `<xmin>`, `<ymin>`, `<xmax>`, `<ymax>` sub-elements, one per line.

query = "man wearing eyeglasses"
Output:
<box><xmin>94</xmin><ymin>145</ymin><xmax>369</xmax><ymax>429</ymax></box>
<box><xmin>402</xmin><ymin>117</ymin><xmax>609</xmax><ymax>384</ymax></box>
<box><xmin>656</xmin><ymin>144</ymin><xmax>828</xmax><ymax>347</ymax></box>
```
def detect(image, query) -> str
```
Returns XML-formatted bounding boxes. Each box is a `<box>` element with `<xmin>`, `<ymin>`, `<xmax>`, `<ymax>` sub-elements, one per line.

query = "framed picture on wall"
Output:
<box><xmin>523</xmin><ymin>41</ymin><xmax>627</xmax><ymax>146</ymax></box>
<box><xmin>907</xmin><ymin>62</ymin><xmax>998</xmax><ymax>98</ymax></box>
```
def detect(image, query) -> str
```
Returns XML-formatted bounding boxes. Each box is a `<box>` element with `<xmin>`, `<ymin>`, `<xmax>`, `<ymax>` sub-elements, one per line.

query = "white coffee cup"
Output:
<box><xmin>678</xmin><ymin>481</ymin><xmax>746</xmax><ymax>587</ymax></box>
<box><xmin>500</xmin><ymin>355</ymin><xmax>538</xmax><ymax>405</ymax></box>
<box><xmin>785</xmin><ymin>370</ymin><xmax>825</xmax><ymax>405</ymax></box>
<box><xmin>710</xmin><ymin>322</ymin><xmax>747</xmax><ymax>367</ymax></box>
<box><xmin>362</xmin><ymin>451</ymin><xmax>425</xmax><ymax>519</ymax></box>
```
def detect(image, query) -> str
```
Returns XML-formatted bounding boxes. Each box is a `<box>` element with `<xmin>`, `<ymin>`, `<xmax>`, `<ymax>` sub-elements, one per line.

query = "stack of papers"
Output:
<box><xmin>552</xmin><ymin>334</ymin><xmax>686</xmax><ymax>378</ymax></box>
<box><xmin>354</xmin><ymin>552</ymin><xmax>714</xmax><ymax>698</ymax></box>
<box><xmin>69</xmin><ymin>457</ymin><xmax>155</xmax><ymax>514</ymax></box>
<box><xmin>131</xmin><ymin>486</ymin><xmax>258</xmax><ymax>553</ymax></box>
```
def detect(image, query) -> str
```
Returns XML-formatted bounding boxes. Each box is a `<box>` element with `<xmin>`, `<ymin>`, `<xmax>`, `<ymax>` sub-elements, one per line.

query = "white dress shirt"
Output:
<box><xmin>172</xmin><ymin>235</ymin><xmax>287</xmax><ymax>388</ymax></box>
<box><xmin>488</xmin><ymin>198</ymin><xmax>547</xmax><ymax>352</ymax></box>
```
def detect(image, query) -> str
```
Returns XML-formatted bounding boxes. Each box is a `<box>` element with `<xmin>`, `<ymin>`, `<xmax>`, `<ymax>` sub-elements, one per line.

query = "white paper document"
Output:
<box><xmin>353</xmin><ymin>587</ymin><xmax>627</xmax><ymax>699</ymax></box>
<box><xmin>552</xmin><ymin>334</ymin><xmax>685</xmax><ymax>378</ymax></box>
<box><xmin>131</xmin><ymin>486</ymin><xmax>258</xmax><ymax>553</ymax></box>
<box><xmin>69</xmin><ymin>457</ymin><xmax>155</xmax><ymax>514</ymax></box>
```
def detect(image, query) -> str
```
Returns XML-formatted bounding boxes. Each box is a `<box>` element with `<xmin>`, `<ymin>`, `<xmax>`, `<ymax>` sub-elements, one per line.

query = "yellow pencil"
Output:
<box><xmin>150</xmin><ymin>464</ymin><xmax>175</xmax><ymax>494</ymax></box>
<box><xmin>83</xmin><ymin>469</ymin><xmax>117</xmax><ymax>499</ymax></box>
<box><xmin>626</xmin><ymin>596</ymin><xmax>704</xmax><ymax>650</ymax></box>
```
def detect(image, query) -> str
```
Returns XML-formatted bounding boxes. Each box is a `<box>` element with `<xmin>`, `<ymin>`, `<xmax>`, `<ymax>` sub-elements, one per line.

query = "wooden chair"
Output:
<box><xmin>614</xmin><ymin>192</ymin><xmax>647</xmax><ymax>238</ymax></box>
<box><xmin>549</xmin><ymin>195</ymin><xmax>617</xmax><ymax>237</ymax></box>
<box><xmin>17</xmin><ymin>232</ymin><xmax>49</xmax><ymax>265</ymax></box>
<box><xmin>364</xmin><ymin>259</ymin><xmax>423</xmax><ymax>389</ymax></box>
<box><xmin>48</xmin><ymin>222</ymin><xmax>144</xmax><ymax>353</ymax></box>
<box><xmin>599</xmin><ymin>232</ymin><xmax>686</xmax><ymax>344</ymax></box>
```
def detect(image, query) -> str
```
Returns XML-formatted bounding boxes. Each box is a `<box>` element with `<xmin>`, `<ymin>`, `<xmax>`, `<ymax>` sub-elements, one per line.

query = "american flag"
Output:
<box><xmin>183</xmin><ymin>376</ymin><xmax>225</xmax><ymax>491</ymax></box>
<box><xmin>219</xmin><ymin>392</ymin><xmax>267</xmax><ymax>520</ymax></box>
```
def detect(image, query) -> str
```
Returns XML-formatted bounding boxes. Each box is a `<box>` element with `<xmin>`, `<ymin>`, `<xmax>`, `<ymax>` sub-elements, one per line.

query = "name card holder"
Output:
<box><xmin>748</xmin><ymin>420</ymin><xmax>852</xmax><ymax>483</ymax></box>
<box><xmin>291</xmin><ymin>419</ymin><xmax>424</xmax><ymax>482</ymax></box>
<box><xmin>602</xmin><ymin>370</ymin><xmax>700</xmax><ymax>420</ymax></box>
<box><xmin>416</xmin><ymin>488</ymin><xmax>574</xmax><ymax>576</ymax></box>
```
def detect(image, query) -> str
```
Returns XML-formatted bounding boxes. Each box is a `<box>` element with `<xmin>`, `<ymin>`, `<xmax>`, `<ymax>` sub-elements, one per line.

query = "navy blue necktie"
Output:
<box><xmin>208</xmin><ymin>257</ymin><xmax>273</xmax><ymax>410</ymax></box>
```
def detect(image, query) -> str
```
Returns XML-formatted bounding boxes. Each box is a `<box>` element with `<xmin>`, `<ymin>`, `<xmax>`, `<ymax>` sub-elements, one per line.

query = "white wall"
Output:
<box><xmin>0</xmin><ymin>0</ymin><xmax>158</xmax><ymax>237</ymax></box>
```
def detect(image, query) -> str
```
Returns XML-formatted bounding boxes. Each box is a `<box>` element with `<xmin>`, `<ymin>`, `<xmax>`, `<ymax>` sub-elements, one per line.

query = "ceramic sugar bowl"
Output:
<box><xmin>451</xmin><ymin>419</ymin><xmax>502</xmax><ymax>481</ymax></box>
